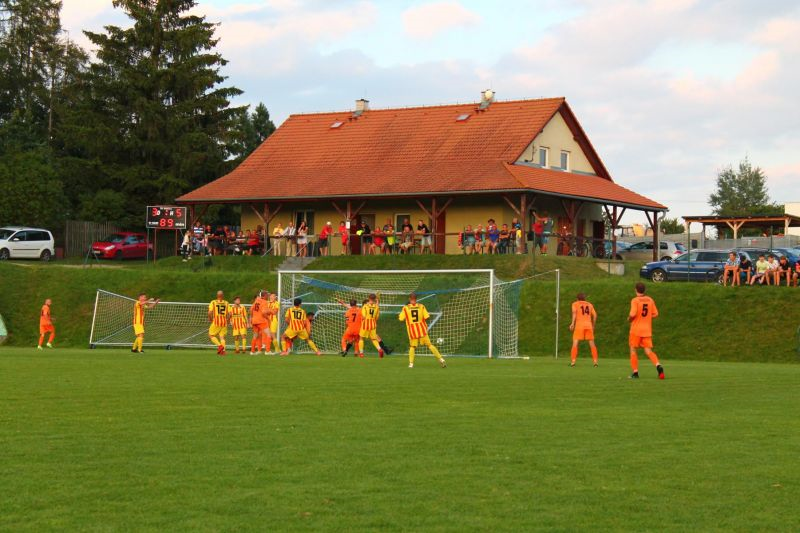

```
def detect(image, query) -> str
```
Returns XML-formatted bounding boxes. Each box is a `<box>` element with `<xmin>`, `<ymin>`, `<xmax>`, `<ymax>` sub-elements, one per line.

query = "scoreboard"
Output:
<box><xmin>146</xmin><ymin>205</ymin><xmax>188</xmax><ymax>230</ymax></box>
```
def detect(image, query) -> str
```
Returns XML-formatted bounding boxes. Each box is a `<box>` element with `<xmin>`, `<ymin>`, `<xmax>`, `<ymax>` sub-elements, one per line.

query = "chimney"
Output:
<box><xmin>353</xmin><ymin>98</ymin><xmax>370</xmax><ymax>117</ymax></box>
<box><xmin>479</xmin><ymin>89</ymin><xmax>495</xmax><ymax>110</ymax></box>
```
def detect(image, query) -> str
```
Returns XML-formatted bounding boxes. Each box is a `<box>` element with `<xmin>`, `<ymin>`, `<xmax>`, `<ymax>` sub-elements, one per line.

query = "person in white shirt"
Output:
<box><xmin>272</xmin><ymin>223</ymin><xmax>284</xmax><ymax>256</ymax></box>
<box><xmin>284</xmin><ymin>222</ymin><xmax>296</xmax><ymax>257</ymax></box>
<box><xmin>765</xmin><ymin>254</ymin><xmax>780</xmax><ymax>286</ymax></box>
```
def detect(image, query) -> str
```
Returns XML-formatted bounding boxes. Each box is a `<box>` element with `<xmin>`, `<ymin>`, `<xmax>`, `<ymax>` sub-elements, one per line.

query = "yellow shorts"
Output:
<box><xmin>359</xmin><ymin>329</ymin><xmax>378</xmax><ymax>340</ymax></box>
<box><xmin>133</xmin><ymin>324</ymin><xmax>144</xmax><ymax>336</ymax></box>
<box><xmin>270</xmin><ymin>320</ymin><xmax>278</xmax><ymax>334</ymax></box>
<box><xmin>408</xmin><ymin>335</ymin><xmax>433</xmax><ymax>348</ymax></box>
<box><xmin>232</xmin><ymin>327</ymin><xmax>247</xmax><ymax>337</ymax></box>
<box><xmin>284</xmin><ymin>328</ymin><xmax>309</xmax><ymax>341</ymax></box>
<box><xmin>209</xmin><ymin>324</ymin><xmax>228</xmax><ymax>337</ymax></box>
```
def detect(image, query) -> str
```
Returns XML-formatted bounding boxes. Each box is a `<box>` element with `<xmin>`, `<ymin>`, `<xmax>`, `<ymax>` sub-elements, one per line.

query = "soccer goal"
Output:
<box><xmin>277</xmin><ymin>269</ymin><xmax>524</xmax><ymax>358</ymax></box>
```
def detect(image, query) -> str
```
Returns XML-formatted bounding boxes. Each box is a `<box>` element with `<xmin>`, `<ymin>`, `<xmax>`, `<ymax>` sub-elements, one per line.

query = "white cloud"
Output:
<box><xmin>401</xmin><ymin>1</ymin><xmax>480</xmax><ymax>39</ymax></box>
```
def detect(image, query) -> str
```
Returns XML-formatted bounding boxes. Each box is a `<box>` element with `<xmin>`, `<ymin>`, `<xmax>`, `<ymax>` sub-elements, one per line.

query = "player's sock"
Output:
<box><xmin>645</xmin><ymin>351</ymin><xmax>659</xmax><ymax>366</ymax></box>
<box><xmin>308</xmin><ymin>340</ymin><xmax>321</xmax><ymax>355</ymax></box>
<box><xmin>49</xmin><ymin>332</ymin><xmax>55</xmax><ymax>344</ymax></box>
<box><xmin>281</xmin><ymin>339</ymin><xmax>288</xmax><ymax>352</ymax></box>
<box><xmin>378</xmin><ymin>340</ymin><xmax>392</xmax><ymax>354</ymax></box>
<box><xmin>210</xmin><ymin>337</ymin><xmax>220</xmax><ymax>346</ymax></box>
<box><xmin>630</xmin><ymin>352</ymin><xmax>639</xmax><ymax>373</ymax></box>
<box><xmin>251</xmin><ymin>337</ymin><xmax>260</xmax><ymax>353</ymax></box>
<box><xmin>570</xmin><ymin>345</ymin><xmax>578</xmax><ymax>364</ymax></box>
<box><xmin>409</xmin><ymin>346</ymin><xmax>415</xmax><ymax>366</ymax></box>
<box><xmin>590</xmin><ymin>345</ymin><xmax>598</xmax><ymax>365</ymax></box>
<box><xmin>39</xmin><ymin>334</ymin><xmax>44</xmax><ymax>347</ymax></box>
<box><xmin>656</xmin><ymin>364</ymin><xmax>665</xmax><ymax>379</ymax></box>
<box><xmin>273</xmin><ymin>339</ymin><xmax>280</xmax><ymax>352</ymax></box>
<box><xmin>358</xmin><ymin>339</ymin><xmax>364</xmax><ymax>354</ymax></box>
<box><xmin>372</xmin><ymin>340</ymin><xmax>382</xmax><ymax>353</ymax></box>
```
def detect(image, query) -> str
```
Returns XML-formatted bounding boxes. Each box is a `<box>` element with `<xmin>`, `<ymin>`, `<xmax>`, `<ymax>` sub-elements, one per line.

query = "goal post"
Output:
<box><xmin>277</xmin><ymin>269</ymin><xmax>523</xmax><ymax>358</ymax></box>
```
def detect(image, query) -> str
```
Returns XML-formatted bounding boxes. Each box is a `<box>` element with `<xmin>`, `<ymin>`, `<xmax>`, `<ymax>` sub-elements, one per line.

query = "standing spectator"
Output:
<box><xmin>359</xmin><ymin>221</ymin><xmax>372</xmax><ymax>254</ymax></box>
<box><xmin>534</xmin><ymin>210</ymin><xmax>553</xmax><ymax>255</ymax></box>
<box><xmin>738</xmin><ymin>254</ymin><xmax>752</xmax><ymax>285</ymax></box>
<box><xmin>400</xmin><ymin>218</ymin><xmax>414</xmax><ymax>253</ymax></box>
<box><xmin>246</xmin><ymin>229</ymin><xmax>261</xmax><ymax>255</ymax></box>
<box><xmin>383</xmin><ymin>219</ymin><xmax>395</xmax><ymax>254</ymax></box>
<box><xmin>181</xmin><ymin>230</ymin><xmax>192</xmax><ymax>261</ymax></box>
<box><xmin>474</xmin><ymin>224</ymin><xmax>485</xmax><ymax>254</ymax></box>
<box><xmin>297</xmin><ymin>221</ymin><xmax>308</xmax><ymax>257</ymax></box>
<box><xmin>319</xmin><ymin>221</ymin><xmax>333</xmax><ymax>256</ymax></box>
<box><xmin>750</xmin><ymin>255</ymin><xmax>769</xmax><ymax>285</ymax></box>
<box><xmin>776</xmin><ymin>255</ymin><xmax>792</xmax><ymax>286</ymax></box>
<box><xmin>722</xmin><ymin>252</ymin><xmax>739</xmax><ymax>286</ymax></box>
<box><xmin>498</xmin><ymin>223</ymin><xmax>511</xmax><ymax>254</ymax></box>
<box><xmin>212</xmin><ymin>225</ymin><xmax>226</xmax><ymax>255</ymax></box>
<box><xmin>486</xmin><ymin>219</ymin><xmax>500</xmax><ymax>254</ymax></box>
<box><xmin>338</xmin><ymin>221</ymin><xmax>348</xmax><ymax>255</ymax></box>
<box><xmin>532</xmin><ymin>215</ymin><xmax>544</xmax><ymax>254</ymax></box>
<box><xmin>512</xmin><ymin>217</ymin><xmax>523</xmax><ymax>254</ymax></box>
<box><xmin>417</xmin><ymin>219</ymin><xmax>432</xmax><ymax>254</ymax></box>
<box><xmin>272</xmin><ymin>223</ymin><xmax>284</xmax><ymax>256</ymax></box>
<box><xmin>284</xmin><ymin>221</ymin><xmax>296</xmax><ymax>256</ymax></box>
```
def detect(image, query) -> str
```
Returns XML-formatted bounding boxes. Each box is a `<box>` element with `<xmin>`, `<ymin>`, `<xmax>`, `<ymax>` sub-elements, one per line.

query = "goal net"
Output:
<box><xmin>277</xmin><ymin>269</ymin><xmax>523</xmax><ymax>358</ymax></box>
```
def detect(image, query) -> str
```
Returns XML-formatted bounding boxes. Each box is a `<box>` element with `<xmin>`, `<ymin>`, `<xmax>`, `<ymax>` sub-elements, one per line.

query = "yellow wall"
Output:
<box><xmin>516</xmin><ymin>111</ymin><xmax>595</xmax><ymax>174</ymax></box>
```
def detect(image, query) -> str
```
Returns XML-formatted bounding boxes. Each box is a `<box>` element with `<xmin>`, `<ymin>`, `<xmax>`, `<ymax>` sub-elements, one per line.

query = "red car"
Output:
<box><xmin>91</xmin><ymin>232</ymin><xmax>152</xmax><ymax>260</ymax></box>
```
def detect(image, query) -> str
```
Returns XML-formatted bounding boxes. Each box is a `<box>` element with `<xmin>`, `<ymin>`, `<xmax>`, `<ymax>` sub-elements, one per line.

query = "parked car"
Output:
<box><xmin>640</xmin><ymin>249</ymin><xmax>763</xmax><ymax>283</ymax></box>
<box><xmin>768</xmin><ymin>248</ymin><xmax>799</xmax><ymax>263</ymax></box>
<box><xmin>0</xmin><ymin>227</ymin><xmax>55</xmax><ymax>261</ymax></box>
<box><xmin>604</xmin><ymin>240</ymin><xmax>631</xmax><ymax>259</ymax></box>
<box><xmin>91</xmin><ymin>232</ymin><xmax>151</xmax><ymax>260</ymax></box>
<box><xmin>618</xmin><ymin>240</ymin><xmax>686</xmax><ymax>261</ymax></box>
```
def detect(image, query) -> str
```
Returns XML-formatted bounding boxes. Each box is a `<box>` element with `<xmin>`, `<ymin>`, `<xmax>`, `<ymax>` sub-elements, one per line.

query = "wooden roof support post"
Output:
<box><xmin>560</xmin><ymin>199</ymin><xmax>583</xmax><ymax>236</ymax></box>
<box><xmin>603</xmin><ymin>205</ymin><xmax>625</xmax><ymax>258</ymax></box>
<box><xmin>645</xmin><ymin>211</ymin><xmax>660</xmax><ymax>262</ymax></box>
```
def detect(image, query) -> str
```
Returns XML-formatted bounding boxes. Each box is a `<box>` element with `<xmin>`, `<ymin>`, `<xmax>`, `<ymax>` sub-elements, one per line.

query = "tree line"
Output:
<box><xmin>0</xmin><ymin>0</ymin><xmax>274</xmax><ymax>229</ymax></box>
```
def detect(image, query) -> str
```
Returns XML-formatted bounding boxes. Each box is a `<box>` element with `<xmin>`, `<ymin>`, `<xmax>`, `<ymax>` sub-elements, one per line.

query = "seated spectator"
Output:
<box><xmin>793</xmin><ymin>261</ymin><xmax>800</xmax><ymax>287</ymax></box>
<box><xmin>486</xmin><ymin>219</ymin><xmax>499</xmax><ymax>254</ymax></box>
<box><xmin>738</xmin><ymin>255</ymin><xmax>752</xmax><ymax>285</ymax></box>
<box><xmin>460</xmin><ymin>224</ymin><xmax>475</xmax><ymax>255</ymax></box>
<box><xmin>765</xmin><ymin>254</ymin><xmax>779</xmax><ymax>285</ymax></box>
<box><xmin>399</xmin><ymin>218</ymin><xmax>415</xmax><ymax>254</ymax></box>
<box><xmin>750</xmin><ymin>255</ymin><xmax>769</xmax><ymax>285</ymax></box>
<box><xmin>319</xmin><ymin>221</ymin><xmax>333</xmax><ymax>257</ymax></box>
<box><xmin>417</xmin><ymin>219</ymin><xmax>432</xmax><ymax>254</ymax></box>
<box><xmin>372</xmin><ymin>225</ymin><xmax>387</xmax><ymax>255</ymax></box>
<box><xmin>474</xmin><ymin>224</ymin><xmax>485</xmax><ymax>254</ymax></box>
<box><xmin>246</xmin><ymin>229</ymin><xmax>260</xmax><ymax>255</ymax></box>
<box><xmin>272</xmin><ymin>223</ymin><xmax>284</xmax><ymax>256</ymax></box>
<box><xmin>776</xmin><ymin>255</ymin><xmax>792</xmax><ymax>286</ymax></box>
<box><xmin>383</xmin><ymin>219</ymin><xmax>395</xmax><ymax>254</ymax></box>
<box><xmin>722</xmin><ymin>252</ymin><xmax>740</xmax><ymax>286</ymax></box>
<box><xmin>498</xmin><ymin>223</ymin><xmax>511</xmax><ymax>254</ymax></box>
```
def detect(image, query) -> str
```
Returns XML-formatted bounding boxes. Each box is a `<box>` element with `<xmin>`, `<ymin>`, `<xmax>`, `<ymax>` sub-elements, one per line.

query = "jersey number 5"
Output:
<box><xmin>641</xmin><ymin>303</ymin><xmax>649</xmax><ymax>317</ymax></box>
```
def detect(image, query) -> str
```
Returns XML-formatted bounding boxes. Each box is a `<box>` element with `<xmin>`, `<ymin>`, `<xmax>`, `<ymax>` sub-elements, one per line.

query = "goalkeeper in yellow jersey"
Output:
<box><xmin>398</xmin><ymin>293</ymin><xmax>446</xmax><ymax>368</ymax></box>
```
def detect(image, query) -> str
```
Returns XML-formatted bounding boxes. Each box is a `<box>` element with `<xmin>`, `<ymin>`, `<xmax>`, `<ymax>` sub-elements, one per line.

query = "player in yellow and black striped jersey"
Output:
<box><xmin>208</xmin><ymin>290</ymin><xmax>230</xmax><ymax>355</ymax></box>
<box><xmin>229</xmin><ymin>296</ymin><xmax>250</xmax><ymax>354</ymax></box>
<box><xmin>280</xmin><ymin>298</ymin><xmax>321</xmax><ymax>356</ymax></box>
<box><xmin>398</xmin><ymin>292</ymin><xmax>446</xmax><ymax>368</ymax></box>
<box><xmin>358</xmin><ymin>293</ymin><xmax>393</xmax><ymax>358</ymax></box>
<box><xmin>131</xmin><ymin>293</ymin><xmax>159</xmax><ymax>354</ymax></box>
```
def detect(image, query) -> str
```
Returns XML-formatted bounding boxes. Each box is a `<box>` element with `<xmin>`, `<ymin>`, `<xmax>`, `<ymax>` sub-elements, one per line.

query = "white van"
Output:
<box><xmin>0</xmin><ymin>227</ymin><xmax>55</xmax><ymax>261</ymax></box>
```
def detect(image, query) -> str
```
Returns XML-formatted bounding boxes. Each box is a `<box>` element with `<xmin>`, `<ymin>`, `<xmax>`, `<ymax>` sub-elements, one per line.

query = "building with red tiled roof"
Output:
<box><xmin>177</xmin><ymin>92</ymin><xmax>667</xmax><ymax>257</ymax></box>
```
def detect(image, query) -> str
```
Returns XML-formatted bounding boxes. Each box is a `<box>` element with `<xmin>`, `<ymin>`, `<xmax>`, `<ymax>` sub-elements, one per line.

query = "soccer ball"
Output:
<box><xmin>436</xmin><ymin>338</ymin><xmax>444</xmax><ymax>345</ymax></box>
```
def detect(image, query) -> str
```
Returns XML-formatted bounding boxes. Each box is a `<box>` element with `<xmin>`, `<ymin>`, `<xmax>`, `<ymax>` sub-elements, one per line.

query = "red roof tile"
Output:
<box><xmin>177</xmin><ymin>97</ymin><xmax>665</xmax><ymax>211</ymax></box>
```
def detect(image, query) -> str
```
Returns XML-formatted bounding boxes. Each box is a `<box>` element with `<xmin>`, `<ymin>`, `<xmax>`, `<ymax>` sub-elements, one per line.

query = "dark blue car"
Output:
<box><xmin>639</xmin><ymin>249</ymin><xmax>765</xmax><ymax>283</ymax></box>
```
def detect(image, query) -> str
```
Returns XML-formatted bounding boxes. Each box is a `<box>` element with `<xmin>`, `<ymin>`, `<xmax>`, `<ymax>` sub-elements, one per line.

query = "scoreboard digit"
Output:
<box><xmin>146</xmin><ymin>205</ymin><xmax>188</xmax><ymax>230</ymax></box>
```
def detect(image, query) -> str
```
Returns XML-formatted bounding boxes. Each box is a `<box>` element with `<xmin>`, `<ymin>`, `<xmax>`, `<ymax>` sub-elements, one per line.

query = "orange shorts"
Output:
<box><xmin>572</xmin><ymin>328</ymin><xmax>594</xmax><ymax>341</ymax></box>
<box><xmin>342</xmin><ymin>330</ymin><xmax>360</xmax><ymax>343</ymax></box>
<box><xmin>39</xmin><ymin>324</ymin><xmax>54</xmax><ymax>334</ymax></box>
<box><xmin>253</xmin><ymin>323</ymin><xmax>271</xmax><ymax>337</ymax></box>
<box><xmin>629</xmin><ymin>334</ymin><xmax>653</xmax><ymax>349</ymax></box>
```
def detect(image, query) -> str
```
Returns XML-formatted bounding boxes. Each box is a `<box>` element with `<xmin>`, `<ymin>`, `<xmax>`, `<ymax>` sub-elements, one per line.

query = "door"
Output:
<box><xmin>434</xmin><ymin>210</ymin><xmax>446</xmax><ymax>254</ymax></box>
<box><xmin>351</xmin><ymin>214</ymin><xmax>376</xmax><ymax>255</ymax></box>
<box><xmin>556</xmin><ymin>217</ymin><xmax>571</xmax><ymax>255</ymax></box>
<box><xmin>9</xmin><ymin>231</ymin><xmax>33</xmax><ymax>258</ymax></box>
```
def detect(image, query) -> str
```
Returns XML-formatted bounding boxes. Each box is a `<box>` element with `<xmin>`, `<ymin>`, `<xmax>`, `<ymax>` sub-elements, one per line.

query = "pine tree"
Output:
<box><xmin>80</xmin><ymin>0</ymin><xmax>244</xmax><ymax>214</ymax></box>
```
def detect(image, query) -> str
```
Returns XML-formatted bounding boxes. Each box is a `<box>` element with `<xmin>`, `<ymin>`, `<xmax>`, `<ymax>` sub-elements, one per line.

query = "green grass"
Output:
<box><xmin>2</xmin><ymin>256</ymin><xmax>800</xmax><ymax>362</ymax></box>
<box><xmin>0</xmin><ymin>348</ymin><xmax>797</xmax><ymax>531</ymax></box>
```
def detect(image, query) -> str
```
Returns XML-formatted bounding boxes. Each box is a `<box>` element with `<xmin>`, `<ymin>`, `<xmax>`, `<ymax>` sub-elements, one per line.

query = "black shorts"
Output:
<box><xmin>319</xmin><ymin>238</ymin><xmax>328</xmax><ymax>248</ymax></box>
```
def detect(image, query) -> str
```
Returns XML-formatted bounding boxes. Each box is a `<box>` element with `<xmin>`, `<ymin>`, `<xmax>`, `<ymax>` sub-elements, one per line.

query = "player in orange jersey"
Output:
<box><xmin>337</xmin><ymin>299</ymin><xmax>363</xmax><ymax>357</ymax></box>
<box><xmin>229</xmin><ymin>296</ymin><xmax>250</xmax><ymax>354</ymax></box>
<box><xmin>131</xmin><ymin>293</ymin><xmax>159</xmax><ymax>353</ymax></box>
<box><xmin>208</xmin><ymin>290</ymin><xmax>230</xmax><ymax>355</ymax></box>
<box><xmin>37</xmin><ymin>298</ymin><xmax>55</xmax><ymax>349</ymax></box>
<box><xmin>249</xmin><ymin>290</ymin><xmax>271</xmax><ymax>354</ymax></box>
<box><xmin>628</xmin><ymin>282</ymin><xmax>664</xmax><ymax>379</ymax></box>
<box><xmin>569</xmin><ymin>293</ymin><xmax>598</xmax><ymax>366</ymax></box>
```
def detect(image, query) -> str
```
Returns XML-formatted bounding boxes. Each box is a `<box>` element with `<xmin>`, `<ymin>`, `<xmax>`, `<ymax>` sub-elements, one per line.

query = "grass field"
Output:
<box><xmin>1</xmin><ymin>347</ymin><xmax>798</xmax><ymax>531</ymax></box>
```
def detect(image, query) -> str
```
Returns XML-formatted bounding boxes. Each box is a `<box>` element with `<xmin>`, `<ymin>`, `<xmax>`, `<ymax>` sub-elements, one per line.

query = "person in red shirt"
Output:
<box><xmin>319</xmin><ymin>221</ymin><xmax>333</xmax><ymax>256</ymax></box>
<box><xmin>338</xmin><ymin>221</ymin><xmax>348</xmax><ymax>255</ymax></box>
<box><xmin>37</xmin><ymin>298</ymin><xmax>55</xmax><ymax>349</ymax></box>
<box><xmin>569</xmin><ymin>293</ymin><xmax>598</xmax><ymax>366</ymax></box>
<box><xmin>628</xmin><ymin>282</ymin><xmax>664</xmax><ymax>379</ymax></box>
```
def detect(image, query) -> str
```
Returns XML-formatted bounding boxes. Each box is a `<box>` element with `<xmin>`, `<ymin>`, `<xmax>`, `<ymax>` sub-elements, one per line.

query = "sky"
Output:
<box><xmin>60</xmin><ymin>0</ymin><xmax>800</xmax><ymax>225</ymax></box>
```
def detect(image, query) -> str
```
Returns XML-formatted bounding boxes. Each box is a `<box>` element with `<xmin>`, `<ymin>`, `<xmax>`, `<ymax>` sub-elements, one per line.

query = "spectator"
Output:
<box><xmin>474</xmin><ymin>224</ymin><xmax>485</xmax><ymax>254</ymax></box>
<box><xmin>181</xmin><ymin>230</ymin><xmax>192</xmax><ymax>261</ymax></box>
<box><xmin>400</xmin><ymin>218</ymin><xmax>414</xmax><ymax>253</ymax></box>
<box><xmin>383</xmin><ymin>219</ymin><xmax>395</xmax><ymax>254</ymax></box>
<box><xmin>338</xmin><ymin>221</ymin><xmax>348</xmax><ymax>255</ymax></box>
<box><xmin>460</xmin><ymin>224</ymin><xmax>475</xmax><ymax>255</ymax></box>
<box><xmin>499</xmin><ymin>223</ymin><xmax>511</xmax><ymax>254</ymax></box>
<box><xmin>531</xmin><ymin>214</ymin><xmax>544</xmax><ymax>254</ymax></box>
<box><xmin>297</xmin><ymin>221</ymin><xmax>308</xmax><ymax>257</ymax></box>
<box><xmin>372</xmin><ymin>224</ymin><xmax>385</xmax><ymax>255</ymax></box>
<box><xmin>211</xmin><ymin>225</ymin><xmax>226</xmax><ymax>255</ymax></box>
<box><xmin>358</xmin><ymin>221</ymin><xmax>372</xmax><ymax>254</ymax></box>
<box><xmin>417</xmin><ymin>219</ymin><xmax>432</xmax><ymax>254</ymax></box>
<box><xmin>511</xmin><ymin>217</ymin><xmax>523</xmax><ymax>254</ymax></box>
<box><xmin>284</xmin><ymin>221</ymin><xmax>296</xmax><ymax>256</ymax></box>
<box><xmin>776</xmin><ymin>255</ymin><xmax>792</xmax><ymax>286</ymax></box>
<box><xmin>246</xmin><ymin>229</ymin><xmax>260</xmax><ymax>255</ymax></box>
<box><xmin>750</xmin><ymin>254</ymin><xmax>769</xmax><ymax>285</ymax></box>
<box><xmin>722</xmin><ymin>252</ymin><xmax>739</xmax><ymax>286</ymax></box>
<box><xmin>319</xmin><ymin>221</ymin><xmax>332</xmax><ymax>257</ymax></box>
<box><xmin>534</xmin><ymin>210</ymin><xmax>553</xmax><ymax>255</ymax></box>
<box><xmin>765</xmin><ymin>254</ymin><xmax>779</xmax><ymax>285</ymax></box>
<box><xmin>486</xmin><ymin>219</ymin><xmax>500</xmax><ymax>254</ymax></box>
<box><xmin>272</xmin><ymin>223</ymin><xmax>284</xmax><ymax>256</ymax></box>
<box><xmin>793</xmin><ymin>260</ymin><xmax>800</xmax><ymax>287</ymax></box>
<box><xmin>738</xmin><ymin>254</ymin><xmax>752</xmax><ymax>285</ymax></box>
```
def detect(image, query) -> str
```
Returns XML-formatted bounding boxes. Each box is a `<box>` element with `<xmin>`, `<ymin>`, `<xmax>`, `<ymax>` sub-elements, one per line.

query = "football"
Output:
<box><xmin>436</xmin><ymin>337</ymin><xmax>444</xmax><ymax>345</ymax></box>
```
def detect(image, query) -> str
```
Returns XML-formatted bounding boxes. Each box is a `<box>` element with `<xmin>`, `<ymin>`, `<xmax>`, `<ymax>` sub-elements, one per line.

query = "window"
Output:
<box><xmin>560</xmin><ymin>151</ymin><xmax>570</xmax><ymax>171</ymax></box>
<box><xmin>330</xmin><ymin>121</ymin><xmax>343</xmax><ymax>129</ymax></box>
<box><xmin>29</xmin><ymin>231</ymin><xmax>50</xmax><ymax>241</ymax></box>
<box><xmin>295</xmin><ymin>211</ymin><xmax>315</xmax><ymax>234</ymax></box>
<box><xmin>538</xmin><ymin>147</ymin><xmax>549</xmax><ymax>167</ymax></box>
<box><xmin>455</xmin><ymin>113</ymin><xmax>470</xmax><ymax>122</ymax></box>
<box><xmin>395</xmin><ymin>214</ymin><xmax>411</xmax><ymax>231</ymax></box>
<box><xmin>11</xmin><ymin>231</ymin><xmax>27</xmax><ymax>241</ymax></box>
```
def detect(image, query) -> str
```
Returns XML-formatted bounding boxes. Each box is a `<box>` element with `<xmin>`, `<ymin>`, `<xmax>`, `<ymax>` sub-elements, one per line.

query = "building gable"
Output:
<box><xmin>515</xmin><ymin>110</ymin><xmax>596</xmax><ymax>175</ymax></box>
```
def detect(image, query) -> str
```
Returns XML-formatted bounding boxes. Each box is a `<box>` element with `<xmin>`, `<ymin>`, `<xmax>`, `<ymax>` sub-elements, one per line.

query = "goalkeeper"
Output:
<box><xmin>398</xmin><ymin>293</ymin><xmax>446</xmax><ymax>369</ymax></box>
